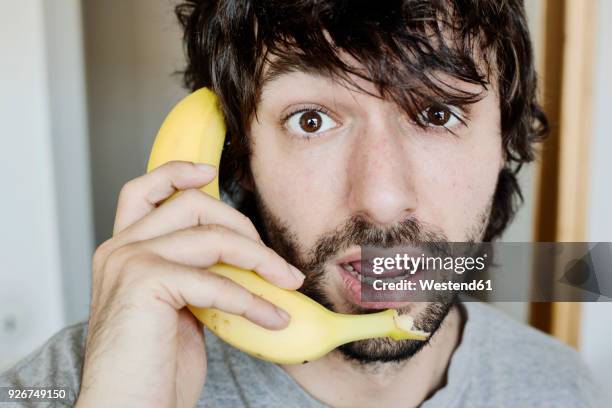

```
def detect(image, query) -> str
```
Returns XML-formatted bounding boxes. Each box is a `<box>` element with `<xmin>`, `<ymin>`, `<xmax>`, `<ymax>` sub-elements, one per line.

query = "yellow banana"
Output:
<box><xmin>147</xmin><ymin>88</ymin><xmax>429</xmax><ymax>364</ymax></box>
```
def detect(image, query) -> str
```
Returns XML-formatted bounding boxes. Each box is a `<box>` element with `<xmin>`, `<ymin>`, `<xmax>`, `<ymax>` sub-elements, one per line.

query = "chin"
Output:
<box><xmin>328</xmin><ymin>291</ymin><xmax>456</xmax><ymax>364</ymax></box>
<box><xmin>337</xmin><ymin>336</ymin><xmax>430</xmax><ymax>364</ymax></box>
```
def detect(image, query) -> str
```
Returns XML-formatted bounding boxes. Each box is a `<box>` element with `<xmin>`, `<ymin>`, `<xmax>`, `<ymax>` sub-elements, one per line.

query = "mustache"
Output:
<box><xmin>301</xmin><ymin>215</ymin><xmax>450</xmax><ymax>271</ymax></box>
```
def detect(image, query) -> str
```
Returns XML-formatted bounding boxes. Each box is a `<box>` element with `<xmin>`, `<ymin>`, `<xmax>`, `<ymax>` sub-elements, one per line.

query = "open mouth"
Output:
<box><xmin>334</xmin><ymin>251</ymin><xmax>422</xmax><ymax>307</ymax></box>
<box><xmin>338</xmin><ymin>255</ymin><xmax>422</xmax><ymax>278</ymax></box>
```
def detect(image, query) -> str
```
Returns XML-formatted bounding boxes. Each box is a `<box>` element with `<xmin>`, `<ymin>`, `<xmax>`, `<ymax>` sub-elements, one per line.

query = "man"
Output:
<box><xmin>1</xmin><ymin>0</ymin><xmax>602</xmax><ymax>407</ymax></box>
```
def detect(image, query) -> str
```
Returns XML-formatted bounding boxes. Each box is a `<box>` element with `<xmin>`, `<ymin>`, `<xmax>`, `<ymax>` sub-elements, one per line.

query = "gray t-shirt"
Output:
<box><xmin>0</xmin><ymin>302</ymin><xmax>603</xmax><ymax>407</ymax></box>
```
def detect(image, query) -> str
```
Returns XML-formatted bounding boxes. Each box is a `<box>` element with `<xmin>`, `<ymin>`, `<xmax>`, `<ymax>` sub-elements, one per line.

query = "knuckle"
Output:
<box><xmin>240</xmin><ymin>213</ymin><xmax>258</xmax><ymax>234</ymax></box>
<box><xmin>214</xmin><ymin>274</ymin><xmax>250</xmax><ymax>304</ymax></box>
<box><xmin>215</xmin><ymin>274</ymin><xmax>234</xmax><ymax>292</ymax></box>
<box><xmin>181</xmin><ymin>187</ymin><xmax>205</xmax><ymax>202</ymax></box>
<box><xmin>92</xmin><ymin>238</ymin><xmax>113</xmax><ymax>272</ymax></box>
<box><xmin>105</xmin><ymin>243</ymin><xmax>140</xmax><ymax>274</ymax></box>
<box><xmin>198</xmin><ymin>223</ymin><xmax>228</xmax><ymax>238</ymax></box>
<box><xmin>115</xmin><ymin>250</ymin><xmax>159</xmax><ymax>289</ymax></box>
<box><xmin>262</xmin><ymin>245</ymin><xmax>280</xmax><ymax>261</ymax></box>
<box><xmin>117</xmin><ymin>178</ymin><xmax>140</xmax><ymax>202</ymax></box>
<box><xmin>92</xmin><ymin>244</ymin><xmax>140</xmax><ymax>295</ymax></box>
<box><xmin>119</xmin><ymin>248</ymin><xmax>157</xmax><ymax>274</ymax></box>
<box><xmin>208</xmin><ymin>273</ymin><xmax>229</xmax><ymax>292</ymax></box>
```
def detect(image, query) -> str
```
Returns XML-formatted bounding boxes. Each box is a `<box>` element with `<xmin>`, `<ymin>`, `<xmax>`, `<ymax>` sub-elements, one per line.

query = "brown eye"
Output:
<box><xmin>418</xmin><ymin>103</ymin><xmax>462</xmax><ymax>129</ymax></box>
<box><xmin>425</xmin><ymin>105</ymin><xmax>451</xmax><ymax>126</ymax></box>
<box><xmin>286</xmin><ymin>108</ymin><xmax>338</xmax><ymax>137</ymax></box>
<box><xmin>299</xmin><ymin>111</ymin><xmax>323</xmax><ymax>132</ymax></box>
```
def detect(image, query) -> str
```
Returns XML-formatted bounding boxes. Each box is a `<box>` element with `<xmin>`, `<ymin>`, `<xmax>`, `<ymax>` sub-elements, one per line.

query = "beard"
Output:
<box><xmin>246</xmin><ymin>190</ymin><xmax>489</xmax><ymax>364</ymax></box>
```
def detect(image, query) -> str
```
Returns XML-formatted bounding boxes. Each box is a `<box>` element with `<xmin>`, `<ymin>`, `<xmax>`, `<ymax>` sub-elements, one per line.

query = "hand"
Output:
<box><xmin>75</xmin><ymin>161</ymin><xmax>304</xmax><ymax>408</ymax></box>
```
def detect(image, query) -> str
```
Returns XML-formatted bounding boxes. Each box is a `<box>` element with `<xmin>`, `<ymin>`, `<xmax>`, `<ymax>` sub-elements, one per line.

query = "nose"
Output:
<box><xmin>346</xmin><ymin>110</ymin><xmax>418</xmax><ymax>226</ymax></box>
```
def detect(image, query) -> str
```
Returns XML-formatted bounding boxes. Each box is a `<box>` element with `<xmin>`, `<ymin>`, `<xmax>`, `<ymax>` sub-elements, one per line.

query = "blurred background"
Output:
<box><xmin>1</xmin><ymin>0</ymin><xmax>610</xmax><ymax>394</ymax></box>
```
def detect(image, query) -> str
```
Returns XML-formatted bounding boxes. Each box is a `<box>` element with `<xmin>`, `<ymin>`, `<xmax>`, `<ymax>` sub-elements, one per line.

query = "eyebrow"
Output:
<box><xmin>261</xmin><ymin>63</ymin><xmax>292</xmax><ymax>87</ymax></box>
<box><xmin>260</xmin><ymin>60</ymin><xmax>332</xmax><ymax>92</ymax></box>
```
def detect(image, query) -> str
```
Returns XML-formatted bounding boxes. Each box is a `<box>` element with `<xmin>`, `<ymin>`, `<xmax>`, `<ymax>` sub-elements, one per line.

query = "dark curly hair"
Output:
<box><xmin>175</xmin><ymin>0</ymin><xmax>548</xmax><ymax>241</ymax></box>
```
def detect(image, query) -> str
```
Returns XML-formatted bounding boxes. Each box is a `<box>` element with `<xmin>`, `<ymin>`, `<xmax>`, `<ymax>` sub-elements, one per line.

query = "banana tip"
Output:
<box><xmin>393</xmin><ymin>314</ymin><xmax>431</xmax><ymax>340</ymax></box>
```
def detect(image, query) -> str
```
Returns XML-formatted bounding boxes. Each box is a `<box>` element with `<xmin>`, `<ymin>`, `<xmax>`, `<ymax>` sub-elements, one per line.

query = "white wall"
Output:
<box><xmin>0</xmin><ymin>0</ymin><xmax>93</xmax><ymax>369</ymax></box>
<box><xmin>43</xmin><ymin>0</ymin><xmax>94</xmax><ymax>326</ymax></box>
<box><xmin>580</xmin><ymin>0</ymin><xmax>612</xmax><ymax>397</ymax></box>
<box><xmin>0</xmin><ymin>0</ymin><xmax>64</xmax><ymax>369</ymax></box>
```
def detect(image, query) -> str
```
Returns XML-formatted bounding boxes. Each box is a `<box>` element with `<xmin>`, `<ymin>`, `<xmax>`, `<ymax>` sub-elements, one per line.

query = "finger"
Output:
<box><xmin>111</xmin><ymin>188</ymin><xmax>261</xmax><ymax>250</ymax></box>
<box><xmin>139</xmin><ymin>255</ymin><xmax>291</xmax><ymax>330</ymax></box>
<box><xmin>114</xmin><ymin>161</ymin><xmax>217</xmax><ymax>234</ymax></box>
<box><xmin>135</xmin><ymin>224</ymin><xmax>304</xmax><ymax>289</ymax></box>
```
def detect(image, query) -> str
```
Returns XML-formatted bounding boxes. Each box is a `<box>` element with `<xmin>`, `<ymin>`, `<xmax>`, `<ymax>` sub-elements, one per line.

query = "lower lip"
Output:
<box><xmin>337</xmin><ymin>266</ymin><xmax>415</xmax><ymax>309</ymax></box>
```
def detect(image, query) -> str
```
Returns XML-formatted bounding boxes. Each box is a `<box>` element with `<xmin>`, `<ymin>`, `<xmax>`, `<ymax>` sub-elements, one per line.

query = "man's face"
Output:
<box><xmin>247</xmin><ymin>69</ymin><xmax>502</xmax><ymax>362</ymax></box>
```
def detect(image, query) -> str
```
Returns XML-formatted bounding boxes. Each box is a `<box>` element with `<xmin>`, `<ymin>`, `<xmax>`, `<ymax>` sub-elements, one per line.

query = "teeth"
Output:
<box><xmin>341</xmin><ymin>263</ymin><xmax>359</xmax><ymax>279</ymax></box>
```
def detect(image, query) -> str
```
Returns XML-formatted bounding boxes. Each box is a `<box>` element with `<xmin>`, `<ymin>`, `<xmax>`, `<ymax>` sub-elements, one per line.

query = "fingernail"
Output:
<box><xmin>275</xmin><ymin>306</ymin><xmax>291</xmax><ymax>323</ymax></box>
<box><xmin>195</xmin><ymin>163</ymin><xmax>216</xmax><ymax>175</ymax></box>
<box><xmin>289</xmin><ymin>265</ymin><xmax>305</xmax><ymax>282</ymax></box>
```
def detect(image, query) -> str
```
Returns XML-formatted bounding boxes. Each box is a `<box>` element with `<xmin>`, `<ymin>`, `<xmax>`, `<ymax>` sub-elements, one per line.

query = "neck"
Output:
<box><xmin>281</xmin><ymin>305</ymin><xmax>464</xmax><ymax>408</ymax></box>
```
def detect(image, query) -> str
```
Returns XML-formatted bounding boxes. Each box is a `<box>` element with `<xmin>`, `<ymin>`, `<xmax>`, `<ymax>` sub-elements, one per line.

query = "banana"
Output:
<box><xmin>147</xmin><ymin>88</ymin><xmax>429</xmax><ymax>364</ymax></box>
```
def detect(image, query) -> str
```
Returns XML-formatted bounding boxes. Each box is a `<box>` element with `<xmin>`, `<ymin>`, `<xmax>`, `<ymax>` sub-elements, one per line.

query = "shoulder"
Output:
<box><xmin>461</xmin><ymin>302</ymin><xmax>602</xmax><ymax>407</ymax></box>
<box><xmin>0</xmin><ymin>321</ymin><xmax>88</xmax><ymax>405</ymax></box>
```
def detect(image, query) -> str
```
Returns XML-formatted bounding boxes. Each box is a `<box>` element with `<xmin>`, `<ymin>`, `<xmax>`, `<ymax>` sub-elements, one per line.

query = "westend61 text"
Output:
<box><xmin>372</xmin><ymin>279</ymin><xmax>493</xmax><ymax>292</ymax></box>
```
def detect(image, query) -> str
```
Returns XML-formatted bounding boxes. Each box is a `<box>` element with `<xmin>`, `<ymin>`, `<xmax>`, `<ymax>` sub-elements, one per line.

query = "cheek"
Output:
<box><xmin>426</xmin><ymin>134</ymin><xmax>502</xmax><ymax>240</ymax></box>
<box><xmin>250</xmin><ymin>134</ymin><xmax>344</xmax><ymax>247</ymax></box>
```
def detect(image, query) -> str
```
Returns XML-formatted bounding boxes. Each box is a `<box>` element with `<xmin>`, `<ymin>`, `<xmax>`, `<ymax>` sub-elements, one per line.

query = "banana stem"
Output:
<box><xmin>330</xmin><ymin>309</ymin><xmax>428</xmax><ymax>347</ymax></box>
